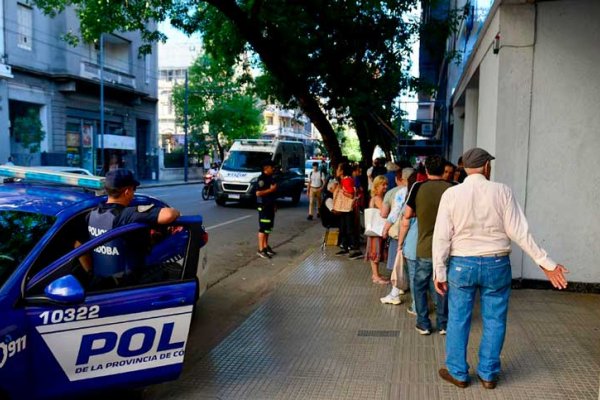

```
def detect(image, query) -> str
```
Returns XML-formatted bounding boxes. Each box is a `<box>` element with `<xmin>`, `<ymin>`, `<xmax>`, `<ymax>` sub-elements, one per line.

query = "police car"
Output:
<box><xmin>0</xmin><ymin>166</ymin><xmax>209</xmax><ymax>399</ymax></box>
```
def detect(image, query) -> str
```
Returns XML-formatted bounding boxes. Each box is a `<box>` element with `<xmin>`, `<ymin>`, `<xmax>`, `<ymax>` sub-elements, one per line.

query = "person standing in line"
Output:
<box><xmin>256</xmin><ymin>159</ymin><xmax>278</xmax><ymax>259</ymax></box>
<box><xmin>433</xmin><ymin>147</ymin><xmax>568</xmax><ymax>389</ymax></box>
<box><xmin>380</xmin><ymin>167</ymin><xmax>414</xmax><ymax>304</ymax></box>
<box><xmin>307</xmin><ymin>162</ymin><xmax>326</xmax><ymax>220</ymax></box>
<box><xmin>365</xmin><ymin>175</ymin><xmax>390</xmax><ymax>284</ymax></box>
<box><xmin>384</xmin><ymin>161</ymin><xmax>399</xmax><ymax>190</ymax></box>
<box><xmin>333</xmin><ymin>162</ymin><xmax>358</xmax><ymax>256</ymax></box>
<box><xmin>397</xmin><ymin>155</ymin><xmax>452</xmax><ymax>336</ymax></box>
<box><xmin>401</xmin><ymin>172</ymin><xmax>421</xmax><ymax>316</ymax></box>
<box><xmin>442</xmin><ymin>161</ymin><xmax>456</xmax><ymax>183</ymax></box>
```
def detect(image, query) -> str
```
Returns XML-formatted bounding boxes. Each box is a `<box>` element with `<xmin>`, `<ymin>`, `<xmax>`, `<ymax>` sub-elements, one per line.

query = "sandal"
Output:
<box><xmin>372</xmin><ymin>276</ymin><xmax>389</xmax><ymax>285</ymax></box>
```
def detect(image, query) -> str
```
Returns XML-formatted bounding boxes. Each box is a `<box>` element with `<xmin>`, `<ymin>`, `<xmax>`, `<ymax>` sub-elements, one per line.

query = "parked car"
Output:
<box><xmin>0</xmin><ymin>166</ymin><xmax>209</xmax><ymax>400</ymax></box>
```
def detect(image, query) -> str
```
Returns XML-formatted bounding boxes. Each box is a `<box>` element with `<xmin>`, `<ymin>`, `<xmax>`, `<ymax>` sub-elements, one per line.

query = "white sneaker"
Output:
<box><xmin>398</xmin><ymin>289</ymin><xmax>405</xmax><ymax>295</ymax></box>
<box><xmin>380</xmin><ymin>294</ymin><xmax>402</xmax><ymax>305</ymax></box>
<box><xmin>406</xmin><ymin>307</ymin><xmax>417</xmax><ymax>316</ymax></box>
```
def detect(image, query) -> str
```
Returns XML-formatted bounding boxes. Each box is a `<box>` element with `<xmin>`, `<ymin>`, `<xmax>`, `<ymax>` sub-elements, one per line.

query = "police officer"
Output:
<box><xmin>87</xmin><ymin>169</ymin><xmax>180</xmax><ymax>288</ymax></box>
<box><xmin>256</xmin><ymin>159</ymin><xmax>277</xmax><ymax>259</ymax></box>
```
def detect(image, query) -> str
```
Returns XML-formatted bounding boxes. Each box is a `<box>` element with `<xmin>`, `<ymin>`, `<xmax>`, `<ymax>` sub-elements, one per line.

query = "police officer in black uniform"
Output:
<box><xmin>256</xmin><ymin>159</ymin><xmax>277</xmax><ymax>259</ymax></box>
<box><xmin>86</xmin><ymin>169</ymin><xmax>180</xmax><ymax>289</ymax></box>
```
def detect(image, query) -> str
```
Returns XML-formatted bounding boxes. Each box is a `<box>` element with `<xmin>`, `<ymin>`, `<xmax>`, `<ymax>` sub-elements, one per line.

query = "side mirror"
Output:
<box><xmin>44</xmin><ymin>275</ymin><xmax>85</xmax><ymax>304</ymax></box>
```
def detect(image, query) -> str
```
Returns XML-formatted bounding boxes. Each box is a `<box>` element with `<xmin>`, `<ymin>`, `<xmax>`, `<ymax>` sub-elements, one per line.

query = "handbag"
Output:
<box><xmin>332</xmin><ymin>186</ymin><xmax>354</xmax><ymax>212</ymax></box>
<box><xmin>364</xmin><ymin>208</ymin><xmax>386</xmax><ymax>236</ymax></box>
<box><xmin>390</xmin><ymin>252</ymin><xmax>409</xmax><ymax>291</ymax></box>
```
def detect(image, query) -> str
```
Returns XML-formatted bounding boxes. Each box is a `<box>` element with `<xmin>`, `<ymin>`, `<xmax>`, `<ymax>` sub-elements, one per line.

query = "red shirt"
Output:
<box><xmin>341</xmin><ymin>177</ymin><xmax>355</xmax><ymax>194</ymax></box>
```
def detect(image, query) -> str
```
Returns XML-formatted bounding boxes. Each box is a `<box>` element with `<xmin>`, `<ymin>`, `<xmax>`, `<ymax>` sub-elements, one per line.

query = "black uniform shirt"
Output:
<box><xmin>256</xmin><ymin>173</ymin><xmax>276</xmax><ymax>205</ymax></box>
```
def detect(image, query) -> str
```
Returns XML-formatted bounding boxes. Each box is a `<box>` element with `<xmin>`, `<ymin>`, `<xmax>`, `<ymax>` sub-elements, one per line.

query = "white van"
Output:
<box><xmin>214</xmin><ymin>139</ymin><xmax>306</xmax><ymax>206</ymax></box>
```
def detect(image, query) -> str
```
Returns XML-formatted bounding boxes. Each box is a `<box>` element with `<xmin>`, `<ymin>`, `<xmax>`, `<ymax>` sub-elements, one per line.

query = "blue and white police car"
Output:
<box><xmin>0</xmin><ymin>166</ymin><xmax>209</xmax><ymax>399</ymax></box>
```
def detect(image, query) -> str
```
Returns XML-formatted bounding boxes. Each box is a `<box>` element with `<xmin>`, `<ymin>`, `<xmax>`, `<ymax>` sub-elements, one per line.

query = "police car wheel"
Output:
<box><xmin>215</xmin><ymin>197</ymin><xmax>226</xmax><ymax>206</ymax></box>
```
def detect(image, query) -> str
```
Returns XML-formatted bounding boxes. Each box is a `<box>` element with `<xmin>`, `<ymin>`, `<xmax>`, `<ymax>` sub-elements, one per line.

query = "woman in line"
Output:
<box><xmin>332</xmin><ymin>162</ymin><xmax>360</xmax><ymax>256</ymax></box>
<box><xmin>365</xmin><ymin>175</ymin><xmax>390</xmax><ymax>284</ymax></box>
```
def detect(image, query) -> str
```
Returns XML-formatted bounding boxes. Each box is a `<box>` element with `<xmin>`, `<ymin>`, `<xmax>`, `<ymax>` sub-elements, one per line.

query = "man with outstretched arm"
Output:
<box><xmin>432</xmin><ymin>147</ymin><xmax>568</xmax><ymax>390</ymax></box>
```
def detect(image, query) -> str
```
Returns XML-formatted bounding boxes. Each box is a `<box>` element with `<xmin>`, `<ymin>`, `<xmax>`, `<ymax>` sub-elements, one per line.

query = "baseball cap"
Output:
<box><xmin>462</xmin><ymin>148</ymin><xmax>495</xmax><ymax>168</ymax></box>
<box><xmin>104</xmin><ymin>169</ymin><xmax>140</xmax><ymax>190</ymax></box>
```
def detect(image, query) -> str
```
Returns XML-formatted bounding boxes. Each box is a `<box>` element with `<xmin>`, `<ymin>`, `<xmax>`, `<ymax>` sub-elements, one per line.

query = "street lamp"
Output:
<box><xmin>99</xmin><ymin>33</ymin><xmax>105</xmax><ymax>174</ymax></box>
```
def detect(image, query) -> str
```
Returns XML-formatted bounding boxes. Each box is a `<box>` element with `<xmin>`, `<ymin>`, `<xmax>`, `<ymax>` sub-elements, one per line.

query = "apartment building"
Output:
<box><xmin>0</xmin><ymin>1</ymin><xmax>158</xmax><ymax>178</ymax></box>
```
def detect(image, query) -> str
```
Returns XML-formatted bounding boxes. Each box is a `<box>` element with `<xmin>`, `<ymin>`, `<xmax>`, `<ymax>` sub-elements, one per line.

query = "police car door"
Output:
<box><xmin>23</xmin><ymin>219</ymin><xmax>203</xmax><ymax>398</ymax></box>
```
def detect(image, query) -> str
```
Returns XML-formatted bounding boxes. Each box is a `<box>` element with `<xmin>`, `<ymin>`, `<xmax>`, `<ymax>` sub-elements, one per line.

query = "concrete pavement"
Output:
<box><xmin>146</xmin><ymin>227</ymin><xmax>600</xmax><ymax>399</ymax></box>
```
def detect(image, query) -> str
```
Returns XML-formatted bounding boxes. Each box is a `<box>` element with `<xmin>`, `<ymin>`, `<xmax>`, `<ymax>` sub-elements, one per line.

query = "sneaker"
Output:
<box><xmin>438</xmin><ymin>328</ymin><xmax>447</xmax><ymax>335</ymax></box>
<box><xmin>398</xmin><ymin>289</ymin><xmax>406</xmax><ymax>295</ymax></box>
<box><xmin>406</xmin><ymin>307</ymin><xmax>417</xmax><ymax>316</ymax></box>
<box><xmin>307</xmin><ymin>215</ymin><xmax>313</xmax><ymax>220</ymax></box>
<box><xmin>265</xmin><ymin>246</ymin><xmax>276</xmax><ymax>256</ymax></box>
<box><xmin>335</xmin><ymin>249</ymin><xmax>349</xmax><ymax>256</ymax></box>
<box><xmin>348</xmin><ymin>251</ymin><xmax>363</xmax><ymax>260</ymax></box>
<box><xmin>317</xmin><ymin>213</ymin><xmax>320</xmax><ymax>218</ymax></box>
<box><xmin>257</xmin><ymin>249</ymin><xmax>271</xmax><ymax>259</ymax></box>
<box><xmin>415</xmin><ymin>325</ymin><xmax>431</xmax><ymax>335</ymax></box>
<box><xmin>380</xmin><ymin>294</ymin><xmax>401</xmax><ymax>305</ymax></box>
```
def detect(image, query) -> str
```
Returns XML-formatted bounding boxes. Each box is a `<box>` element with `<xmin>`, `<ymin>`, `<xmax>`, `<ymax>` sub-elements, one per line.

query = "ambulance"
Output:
<box><xmin>214</xmin><ymin>139</ymin><xmax>305</xmax><ymax>206</ymax></box>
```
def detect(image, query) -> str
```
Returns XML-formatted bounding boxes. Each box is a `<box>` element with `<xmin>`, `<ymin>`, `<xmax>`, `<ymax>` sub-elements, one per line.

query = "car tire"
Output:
<box><xmin>291</xmin><ymin>188</ymin><xmax>302</xmax><ymax>205</ymax></box>
<box><xmin>215</xmin><ymin>197</ymin><xmax>226</xmax><ymax>206</ymax></box>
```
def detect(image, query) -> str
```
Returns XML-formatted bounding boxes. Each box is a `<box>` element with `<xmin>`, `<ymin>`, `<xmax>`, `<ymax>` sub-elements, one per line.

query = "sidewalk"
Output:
<box><xmin>158</xmin><ymin>245</ymin><xmax>600</xmax><ymax>400</ymax></box>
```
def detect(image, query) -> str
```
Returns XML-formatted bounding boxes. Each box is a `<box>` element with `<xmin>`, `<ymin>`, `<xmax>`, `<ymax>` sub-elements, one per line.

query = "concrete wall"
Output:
<box><xmin>524</xmin><ymin>1</ymin><xmax>600</xmax><ymax>283</ymax></box>
<box><xmin>449</xmin><ymin>0</ymin><xmax>600</xmax><ymax>283</ymax></box>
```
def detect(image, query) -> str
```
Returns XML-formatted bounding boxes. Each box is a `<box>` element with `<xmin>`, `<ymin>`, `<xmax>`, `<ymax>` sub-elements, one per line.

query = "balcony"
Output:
<box><xmin>80</xmin><ymin>61</ymin><xmax>136</xmax><ymax>89</ymax></box>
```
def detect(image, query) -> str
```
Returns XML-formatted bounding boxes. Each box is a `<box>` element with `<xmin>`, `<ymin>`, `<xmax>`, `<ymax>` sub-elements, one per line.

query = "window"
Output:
<box><xmin>266</xmin><ymin>116</ymin><xmax>274</xmax><ymax>125</ymax></box>
<box><xmin>17</xmin><ymin>3</ymin><xmax>33</xmax><ymax>50</ymax></box>
<box><xmin>0</xmin><ymin>211</ymin><xmax>55</xmax><ymax>289</ymax></box>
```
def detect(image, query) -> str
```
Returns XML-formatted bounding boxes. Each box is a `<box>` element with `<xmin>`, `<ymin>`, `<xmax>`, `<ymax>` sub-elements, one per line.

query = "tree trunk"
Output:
<box><xmin>205</xmin><ymin>0</ymin><xmax>343</xmax><ymax>167</ymax></box>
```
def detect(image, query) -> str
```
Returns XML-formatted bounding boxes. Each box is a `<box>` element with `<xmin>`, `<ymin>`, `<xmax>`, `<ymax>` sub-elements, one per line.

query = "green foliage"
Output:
<box><xmin>341</xmin><ymin>130</ymin><xmax>362</xmax><ymax>162</ymax></box>
<box><xmin>31</xmin><ymin>0</ymin><xmax>450</xmax><ymax>162</ymax></box>
<box><xmin>172</xmin><ymin>53</ymin><xmax>263</xmax><ymax>160</ymax></box>
<box><xmin>12</xmin><ymin>108</ymin><xmax>46</xmax><ymax>157</ymax></box>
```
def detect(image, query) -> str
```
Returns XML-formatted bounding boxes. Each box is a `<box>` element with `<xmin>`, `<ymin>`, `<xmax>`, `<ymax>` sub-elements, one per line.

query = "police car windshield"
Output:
<box><xmin>0</xmin><ymin>210</ymin><xmax>55</xmax><ymax>288</ymax></box>
<box><xmin>222</xmin><ymin>151</ymin><xmax>272</xmax><ymax>172</ymax></box>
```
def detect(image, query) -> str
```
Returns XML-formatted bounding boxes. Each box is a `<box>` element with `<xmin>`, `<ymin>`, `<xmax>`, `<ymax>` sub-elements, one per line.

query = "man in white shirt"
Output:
<box><xmin>307</xmin><ymin>162</ymin><xmax>325</xmax><ymax>220</ymax></box>
<box><xmin>432</xmin><ymin>147</ymin><xmax>568</xmax><ymax>390</ymax></box>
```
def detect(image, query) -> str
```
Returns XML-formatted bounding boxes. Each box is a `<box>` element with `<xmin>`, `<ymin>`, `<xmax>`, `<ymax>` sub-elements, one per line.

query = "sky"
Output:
<box><xmin>157</xmin><ymin>21</ymin><xmax>202</xmax><ymax>69</ymax></box>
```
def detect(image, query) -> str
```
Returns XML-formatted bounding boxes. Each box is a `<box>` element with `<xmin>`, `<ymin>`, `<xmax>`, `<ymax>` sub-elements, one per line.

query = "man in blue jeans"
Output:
<box><xmin>398</xmin><ymin>155</ymin><xmax>453</xmax><ymax>335</ymax></box>
<box><xmin>433</xmin><ymin>148</ymin><xmax>568</xmax><ymax>389</ymax></box>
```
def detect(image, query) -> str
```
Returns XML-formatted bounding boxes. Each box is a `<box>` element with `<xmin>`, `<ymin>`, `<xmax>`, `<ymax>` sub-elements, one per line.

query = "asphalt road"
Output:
<box><xmin>139</xmin><ymin>184</ymin><xmax>316</xmax><ymax>289</ymax></box>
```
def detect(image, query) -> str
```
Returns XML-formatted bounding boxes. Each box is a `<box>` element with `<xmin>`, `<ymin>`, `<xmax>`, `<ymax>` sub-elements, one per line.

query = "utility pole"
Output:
<box><xmin>183</xmin><ymin>69</ymin><xmax>189</xmax><ymax>182</ymax></box>
<box><xmin>99</xmin><ymin>33</ymin><xmax>105</xmax><ymax>174</ymax></box>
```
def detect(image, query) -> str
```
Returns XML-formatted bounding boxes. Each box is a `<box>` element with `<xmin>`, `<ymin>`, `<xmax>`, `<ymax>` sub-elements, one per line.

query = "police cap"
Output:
<box><xmin>262</xmin><ymin>159</ymin><xmax>275</xmax><ymax>168</ymax></box>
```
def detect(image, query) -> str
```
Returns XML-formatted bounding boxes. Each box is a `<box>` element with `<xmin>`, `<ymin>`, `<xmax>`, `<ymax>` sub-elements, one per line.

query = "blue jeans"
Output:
<box><xmin>386</xmin><ymin>239</ymin><xmax>397</xmax><ymax>271</ymax></box>
<box><xmin>446</xmin><ymin>255</ymin><xmax>512</xmax><ymax>383</ymax></box>
<box><xmin>414</xmin><ymin>258</ymin><xmax>448</xmax><ymax>331</ymax></box>
<box><xmin>405</xmin><ymin>258</ymin><xmax>418</xmax><ymax>312</ymax></box>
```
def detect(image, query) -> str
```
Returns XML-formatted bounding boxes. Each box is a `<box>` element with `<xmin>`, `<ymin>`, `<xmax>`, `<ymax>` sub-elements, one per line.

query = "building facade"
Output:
<box><xmin>424</xmin><ymin>0</ymin><xmax>599</xmax><ymax>284</ymax></box>
<box><xmin>0</xmin><ymin>2</ymin><xmax>158</xmax><ymax>178</ymax></box>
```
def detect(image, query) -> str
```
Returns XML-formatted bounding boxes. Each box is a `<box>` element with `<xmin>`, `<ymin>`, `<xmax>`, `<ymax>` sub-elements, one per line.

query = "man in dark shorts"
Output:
<box><xmin>85</xmin><ymin>168</ymin><xmax>180</xmax><ymax>289</ymax></box>
<box><xmin>256</xmin><ymin>159</ymin><xmax>278</xmax><ymax>259</ymax></box>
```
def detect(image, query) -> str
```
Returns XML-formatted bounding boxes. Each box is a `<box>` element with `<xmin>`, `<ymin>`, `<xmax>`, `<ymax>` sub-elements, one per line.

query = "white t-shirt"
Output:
<box><xmin>309</xmin><ymin>170</ymin><xmax>324</xmax><ymax>188</ymax></box>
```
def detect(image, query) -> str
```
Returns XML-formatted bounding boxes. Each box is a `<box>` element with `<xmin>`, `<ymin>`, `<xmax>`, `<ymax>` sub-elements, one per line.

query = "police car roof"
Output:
<box><xmin>0</xmin><ymin>183</ymin><xmax>99</xmax><ymax>216</ymax></box>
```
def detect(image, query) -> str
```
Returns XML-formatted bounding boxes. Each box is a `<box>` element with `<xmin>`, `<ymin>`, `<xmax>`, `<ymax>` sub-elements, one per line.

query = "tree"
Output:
<box><xmin>32</xmin><ymin>0</ymin><xmax>422</xmax><ymax>166</ymax></box>
<box><xmin>172</xmin><ymin>54</ymin><xmax>263</xmax><ymax>161</ymax></box>
<box><xmin>12</xmin><ymin>108</ymin><xmax>46</xmax><ymax>166</ymax></box>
